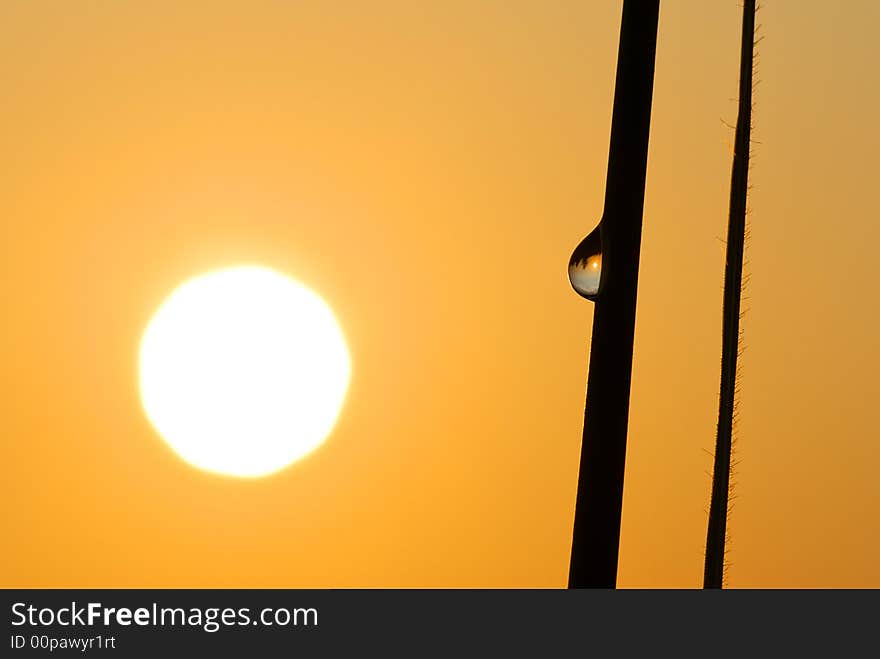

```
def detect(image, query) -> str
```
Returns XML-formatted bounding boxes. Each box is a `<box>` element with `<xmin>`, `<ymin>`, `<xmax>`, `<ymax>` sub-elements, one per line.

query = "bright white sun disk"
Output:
<box><xmin>139</xmin><ymin>266</ymin><xmax>351</xmax><ymax>477</ymax></box>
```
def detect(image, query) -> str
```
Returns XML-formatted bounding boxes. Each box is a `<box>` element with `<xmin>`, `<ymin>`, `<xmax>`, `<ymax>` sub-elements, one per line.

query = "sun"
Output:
<box><xmin>138</xmin><ymin>265</ymin><xmax>351</xmax><ymax>478</ymax></box>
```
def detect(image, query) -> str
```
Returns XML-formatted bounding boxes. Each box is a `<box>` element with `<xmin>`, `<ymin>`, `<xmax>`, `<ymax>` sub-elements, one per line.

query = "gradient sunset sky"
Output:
<box><xmin>3</xmin><ymin>1</ymin><xmax>878</xmax><ymax>587</ymax></box>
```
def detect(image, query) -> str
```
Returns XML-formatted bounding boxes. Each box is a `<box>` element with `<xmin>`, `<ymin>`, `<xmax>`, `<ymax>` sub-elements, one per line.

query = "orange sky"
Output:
<box><xmin>3</xmin><ymin>1</ymin><xmax>879</xmax><ymax>588</ymax></box>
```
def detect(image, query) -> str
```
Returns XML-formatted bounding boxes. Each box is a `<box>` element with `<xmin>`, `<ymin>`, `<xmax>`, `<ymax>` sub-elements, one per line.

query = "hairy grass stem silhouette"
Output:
<box><xmin>704</xmin><ymin>0</ymin><xmax>758</xmax><ymax>589</ymax></box>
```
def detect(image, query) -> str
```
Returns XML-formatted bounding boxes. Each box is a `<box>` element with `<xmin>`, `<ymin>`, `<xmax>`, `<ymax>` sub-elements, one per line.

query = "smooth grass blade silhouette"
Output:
<box><xmin>704</xmin><ymin>0</ymin><xmax>757</xmax><ymax>589</ymax></box>
<box><xmin>568</xmin><ymin>0</ymin><xmax>659</xmax><ymax>589</ymax></box>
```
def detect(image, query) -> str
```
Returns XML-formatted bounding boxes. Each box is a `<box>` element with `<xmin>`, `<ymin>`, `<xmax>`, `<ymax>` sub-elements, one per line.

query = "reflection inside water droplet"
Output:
<box><xmin>568</xmin><ymin>225</ymin><xmax>603</xmax><ymax>300</ymax></box>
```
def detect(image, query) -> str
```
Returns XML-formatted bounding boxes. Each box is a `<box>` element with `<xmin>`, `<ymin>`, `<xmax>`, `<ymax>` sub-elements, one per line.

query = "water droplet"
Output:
<box><xmin>568</xmin><ymin>225</ymin><xmax>603</xmax><ymax>300</ymax></box>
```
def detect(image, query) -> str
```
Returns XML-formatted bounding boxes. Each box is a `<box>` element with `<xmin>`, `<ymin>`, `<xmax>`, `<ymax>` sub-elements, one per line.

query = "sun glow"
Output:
<box><xmin>138</xmin><ymin>266</ymin><xmax>351</xmax><ymax>478</ymax></box>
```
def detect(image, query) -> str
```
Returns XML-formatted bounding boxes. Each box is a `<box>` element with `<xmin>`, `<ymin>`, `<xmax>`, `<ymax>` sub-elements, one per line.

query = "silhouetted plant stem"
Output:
<box><xmin>704</xmin><ymin>0</ymin><xmax>756</xmax><ymax>589</ymax></box>
<box><xmin>568</xmin><ymin>0</ymin><xmax>659</xmax><ymax>588</ymax></box>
